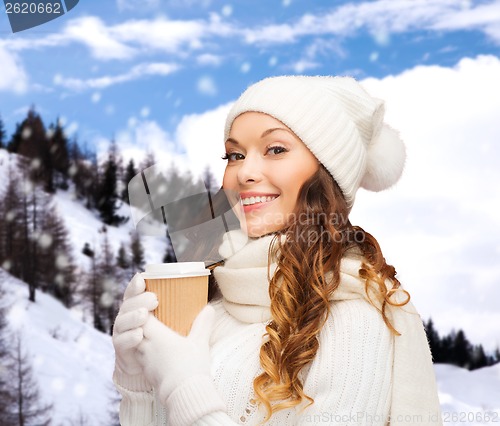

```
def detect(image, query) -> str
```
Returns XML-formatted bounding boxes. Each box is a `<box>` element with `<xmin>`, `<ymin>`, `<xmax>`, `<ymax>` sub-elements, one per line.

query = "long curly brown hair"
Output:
<box><xmin>247</xmin><ymin>165</ymin><xmax>411</xmax><ymax>422</ymax></box>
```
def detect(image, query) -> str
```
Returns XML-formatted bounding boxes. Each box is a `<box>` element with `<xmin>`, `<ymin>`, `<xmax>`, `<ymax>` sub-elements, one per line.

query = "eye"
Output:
<box><xmin>222</xmin><ymin>152</ymin><xmax>245</xmax><ymax>162</ymax></box>
<box><xmin>266</xmin><ymin>145</ymin><xmax>288</xmax><ymax>156</ymax></box>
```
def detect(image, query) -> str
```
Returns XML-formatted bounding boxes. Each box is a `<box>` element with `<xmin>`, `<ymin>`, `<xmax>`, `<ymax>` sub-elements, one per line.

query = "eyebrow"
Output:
<box><xmin>225</xmin><ymin>127</ymin><xmax>294</xmax><ymax>145</ymax></box>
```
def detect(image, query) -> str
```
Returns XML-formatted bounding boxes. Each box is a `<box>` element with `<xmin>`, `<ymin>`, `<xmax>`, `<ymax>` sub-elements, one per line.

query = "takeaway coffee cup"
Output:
<box><xmin>141</xmin><ymin>262</ymin><xmax>211</xmax><ymax>336</ymax></box>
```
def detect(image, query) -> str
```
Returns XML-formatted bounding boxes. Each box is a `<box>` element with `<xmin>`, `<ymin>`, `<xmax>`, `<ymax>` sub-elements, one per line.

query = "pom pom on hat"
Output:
<box><xmin>360</xmin><ymin>124</ymin><xmax>406</xmax><ymax>192</ymax></box>
<box><xmin>224</xmin><ymin>75</ymin><xmax>406</xmax><ymax>209</ymax></box>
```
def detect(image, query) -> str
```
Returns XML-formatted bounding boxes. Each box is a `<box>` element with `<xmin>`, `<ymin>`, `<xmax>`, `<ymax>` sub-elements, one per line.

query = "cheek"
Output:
<box><xmin>222</xmin><ymin>168</ymin><xmax>236</xmax><ymax>189</ymax></box>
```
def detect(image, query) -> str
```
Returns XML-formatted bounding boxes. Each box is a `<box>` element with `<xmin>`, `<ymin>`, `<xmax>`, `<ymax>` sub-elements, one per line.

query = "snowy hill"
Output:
<box><xmin>2</xmin><ymin>268</ymin><xmax>117</xmax><ymax>425</ymax></box>
<box><xmin>435</xmin><ymin>363</ymin><xmax>500</xmax><ymax>425</ymax></box>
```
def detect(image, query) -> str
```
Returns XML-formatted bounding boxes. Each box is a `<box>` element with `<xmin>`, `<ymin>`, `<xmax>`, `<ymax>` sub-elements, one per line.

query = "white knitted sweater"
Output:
<box><xmin>115</xmin><ymin>232</ymin><xmax>442</xmax><ymax>426</ymax></box>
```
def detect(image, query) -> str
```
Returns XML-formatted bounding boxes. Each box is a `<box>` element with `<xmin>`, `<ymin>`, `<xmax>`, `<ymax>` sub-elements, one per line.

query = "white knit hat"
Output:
<box><xmin>224</xmin><ymin>75</ymin><xmax>406</xmax><ymax>209</ymax></box>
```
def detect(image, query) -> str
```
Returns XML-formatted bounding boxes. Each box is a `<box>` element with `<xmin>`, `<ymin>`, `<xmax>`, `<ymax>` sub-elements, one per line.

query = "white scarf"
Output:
<box><xmin>213</xmin><ymin>230</ymin><xmax>443</xmax><ymax>426</ymax></box>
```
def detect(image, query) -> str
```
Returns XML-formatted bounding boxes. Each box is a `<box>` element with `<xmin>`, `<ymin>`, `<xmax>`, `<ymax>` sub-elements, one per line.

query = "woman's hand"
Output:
<box><xmin>137</xmin><ymin>304</ymin><xmax>215</xmax><ymax>403</ymax></box>
<box><xmin>112</xmin><ymin>273</ymin><xmax>158</xmax><ymax>376</ymax></box>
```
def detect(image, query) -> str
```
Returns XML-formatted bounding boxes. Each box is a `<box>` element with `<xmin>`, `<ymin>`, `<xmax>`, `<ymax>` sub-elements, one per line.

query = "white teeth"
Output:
<box><xmin>241</xmin><ymin>195</ymin><xmax>278</xmax><ymax>206</ymax></box>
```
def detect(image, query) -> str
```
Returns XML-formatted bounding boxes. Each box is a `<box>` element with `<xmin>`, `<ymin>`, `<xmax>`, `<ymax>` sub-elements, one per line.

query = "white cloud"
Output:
<box><xmin>289</xmin><ymin>59</ymin><xmax>321</xmax><ymax>73</ymax></box>
<box><xmin>197</xmin><ymin>76</ymin><xmax>218</xmax><ymax>96</ymax></box>
<box><xmin>243</xmin><ymin>0</ymin><xmax>500</xmax><ymax>45</ymax></box>
<box><xmin>114</xmin><ymin>119</ymin><xmax>177</xmax><ymax>166</ymax></box>
<box><xmin>2</xmin><ymin>15</ymin><xmax>236</xmax><ymax>61</ymax></box>
<box><xmin>63</xmin><ymin>16</ymin><xmax>137</xmax><ymax>60</ymax></box>
<box><xmin>91</xmin><ymin>92</ymin><xmax>101</xmax><ymax>103</ymax></box>
<box><xmin>174</xmin><ymin>102</ymin><xmax>232</xmax><ymax>183</ymax></box>
<box><xmin>0</xmin><ymin>46</ymin><xmax>28</xmax><ymax>94</ymax></box>
<box><xmin>196</xmin><ymin>53</ymin><xmax>223</xmax><ymax>66</ymax></box>
<box><xmin>53</xmin><ymin>62</ymin><xmax>179</xmax><ymax>91</ymax></box>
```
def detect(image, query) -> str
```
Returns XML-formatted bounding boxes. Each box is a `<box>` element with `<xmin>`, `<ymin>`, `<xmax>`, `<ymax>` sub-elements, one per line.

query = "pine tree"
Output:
<box><xmin>424</xmin><ymin>318</ymin><xmax>441</xmax><ymax>363</ymax></box>
<box><xmin>95</xmin><ymin>227</ymin><xmax>121</xmax><ymax>334</ymax></box>
<box><xmin>163</xmin><ymin>236</ymin><xmax>177</xmax><ymax>263</ymax></box>
<box><xmin>494</xmin><ymin>347</ymin><xmax>500</xmax><ymax>363</ymax></box>
<box><xmin>38</xmin><ymin>204</ymin><xmax>77</xmax><ymax>307</ymax></box>
<box><xmin>81</xmin><ymin>242</ymin><xmax>104</xmax><ymax>332</ymax></box>
<box><xmin>202</xmin><ymin>165</ymin><xmax>220</xmax><ymax>194</ymax></box>
<box><xmin>7</xmin><ymin>122</ymin><xmax>22</xmax><ymax>153</ymax></box>
<box><xmin>452</xmin><ymin>329</ymin><xmax>472</xmax><ymax>368</ymax></box>
<box><xmin>0</xmin><ymin>279</ymin><xmax>15</xmax><ymax>422</ymax></box>
<box><xmin>138</xmin><ymin>149</ymin><xmax>156</xmax><ymax>171</ymax></box>
<box><xmin>69</xmin><ymin>141</ymin><xmax>97</xmax><ymax>209</ymax></box>
<box><xmin>0</xmin><ymin>164</ymin><xmax>24</xmax><ymax>276</ymax></box>
<box><xmin>130</xmin><ymin>231</ymin><xmax>145</xmax><ymax>273</ymax></box>
<box><xmin>121</xmin><ymin>158</ymin><xmax>138</xmax><ymax>204</ymax></box>
<box><xmin>10</xmin><ymin>107</ymin><xmax>54</xmax><ymax>193</ymax></box>
<box><xmin>0</xmin><ymin>113</ymin><xmax>6</xmax><ymax>149</ymax></box>
<box><xmin>95</xmin><ymin>140</ymin><xmax>126</xmax><ymax>226</ymax></box>
<box><xmin>469</xmin><ymin>344</ymin><xmax>488</xmax><ymax>370</ymax></box>
<box><xmin>116</xmin><ymin>243</ymin><xmax>130</xmax><ymax>270</ymax></box>
<box><xmin>10</xmin><ymin>334</ymin><xmax>53</xmax><ymax>426</ymax></box>
<box><xmin>47</xmin><ymin>118</ymin><xmax>70</xmax><ymax>190</ymax></box>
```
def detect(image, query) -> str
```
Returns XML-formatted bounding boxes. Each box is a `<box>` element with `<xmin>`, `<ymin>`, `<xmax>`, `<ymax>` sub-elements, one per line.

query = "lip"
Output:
<box><xmin>239</xmin><ymin>192</ymin><xmax>280</xmax><ymax>213</ymax></box>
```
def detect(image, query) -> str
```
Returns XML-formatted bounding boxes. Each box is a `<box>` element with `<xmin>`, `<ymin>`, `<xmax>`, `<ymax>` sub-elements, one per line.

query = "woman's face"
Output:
<box><xmin>223</xmin><ymin>112</ymin><xmax>319</xmax><ymax>237</ymax></box>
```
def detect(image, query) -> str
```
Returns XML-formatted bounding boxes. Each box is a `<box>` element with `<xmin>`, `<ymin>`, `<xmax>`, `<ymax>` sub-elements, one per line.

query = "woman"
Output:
<box><xmin>112</xmin><ymin>76</ymin><xmax>442</xmax><ymax>425</ymax></box>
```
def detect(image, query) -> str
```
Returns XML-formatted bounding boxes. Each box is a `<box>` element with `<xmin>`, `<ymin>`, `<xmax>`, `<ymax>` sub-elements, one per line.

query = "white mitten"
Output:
<box><xmin>137</xmin><ymin>304</ymin><xmax>226</xmax><ymax>425</ymax></box>
<box><xmin>112</xmin><ymin>273</ymin><xmax>158</xmax><ymax>391</ymax></box>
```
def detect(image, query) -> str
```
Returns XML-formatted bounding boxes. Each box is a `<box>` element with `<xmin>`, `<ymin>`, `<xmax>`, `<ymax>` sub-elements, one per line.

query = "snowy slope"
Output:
<box><xmin>2</xmin><ymin>268</ymin><xmax>117</xmax><ymax>426</ymax></box>
<box><xmin>435</xmin><ymin>363</ymin><xmax>500</xmax><ymax>425</ymax></box>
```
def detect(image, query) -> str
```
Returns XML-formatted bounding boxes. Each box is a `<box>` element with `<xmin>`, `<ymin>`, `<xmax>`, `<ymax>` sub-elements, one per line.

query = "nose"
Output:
<box><xmin>237</xmin><ymin>153</ymin><xmax>263</xmax><ymax>185</ymax></box>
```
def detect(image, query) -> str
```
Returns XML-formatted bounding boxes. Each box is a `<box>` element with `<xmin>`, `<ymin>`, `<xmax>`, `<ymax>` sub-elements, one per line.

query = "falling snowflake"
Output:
<box><xmin>100</xmin><ymin>292</ymin><xmax>114</xmax><ymax>308</ymax></box>
<box><xmin>222</xmin><ymin>5</ymin><xmax>232</xmax><ymax>16</ymax></box>
<box><xmin>241</xmin><ymin>62</ymin><xmax>251</xmax><ymax>73</ymax></box>
<box><xmin>5</xmin><ymin>210</ymin><xmax>16</xmax><ymax>222</ymax></box>
<box><xmin>51</xmin><ymin>377</ymin><xmax>66</xmax><ymax>392</ymax></box>
<box><xmin>73</xmin><ymin>383</ymin><xmax>88</xmax><ymax>398</ymax></box>
<box><xmin>68</xmin><ymin>164</ymin><xmax>78</xmax><ymax>177</ymax></box>
<box><xmin>30</xmin><ymin>157</ymin><xmax>42</xmax><ymax>170</ymax></box>
<box><xmin>91</xmin><ymin>92</ymin><xmax>101</xmax><ymax>103</ymax></box>
<box><xmin>56</xmin><ymin>254</ymin><xmax>70</xmax><ymax>269</ymax></box>
<box><xmin>37</xmin><ymin>232</ymin><xmax>53</xmax><ymax>249</ymax></box>
<box><xmin>22</xmin><ymin>126</ymin><xmax>32</xmax><ymax>139</ymax></box>
<box><xmin>21</xmin><ymin>179</ymin><xmax>34</xmax><ymax>194</ymax></box>
<box><xmin>128</xmin><ymin>116</ymin><xmax>138</xmax><ymax>128</ymax></box>
<box><xmin>197</xmin><ymin>76</ymin><xmax>217</xmax><ymax>96</ymax></box>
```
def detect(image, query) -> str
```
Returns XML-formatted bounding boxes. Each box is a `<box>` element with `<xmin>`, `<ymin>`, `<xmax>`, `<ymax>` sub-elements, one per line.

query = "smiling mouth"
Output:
<box><xmin>240</xmin><ymin>195</ymin><xmax>279</xmax><ymax>206</ymax></box>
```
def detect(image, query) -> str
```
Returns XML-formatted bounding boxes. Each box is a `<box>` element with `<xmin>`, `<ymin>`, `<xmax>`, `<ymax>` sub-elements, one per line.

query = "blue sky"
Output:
<box><xmin>1</xmin><ymin>0</ymin><xmax>499</xmax><ymax>144</ymax></box>
<box><xmin>1</xmin><ymin>0</ymin><xmax>500</xmax><ymax>350</ymax></box>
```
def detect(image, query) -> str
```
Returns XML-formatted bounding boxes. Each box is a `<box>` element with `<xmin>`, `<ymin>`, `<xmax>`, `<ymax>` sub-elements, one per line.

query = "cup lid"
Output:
<box><xmin>142</xmin><ymin>262</ymin><xmax>210</xmax><ymax>278</ymax></box>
